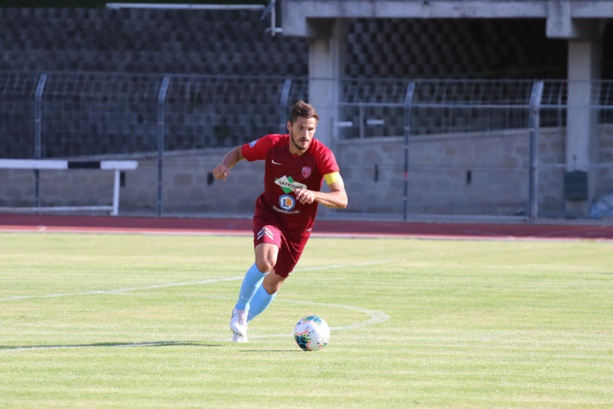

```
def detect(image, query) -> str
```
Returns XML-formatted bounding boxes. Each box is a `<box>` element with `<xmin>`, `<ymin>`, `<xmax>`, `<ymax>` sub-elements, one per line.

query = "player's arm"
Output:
<box><xmin>295</xmin><ymin>172</ymin><xmax>348</xmax><ymax>209</ymax></box>
<box><xmin>316</xmin><ymin>176</ymin><xmax>348</xmax><ymax>209</ymax></box>
<box><xmin>212</xmin><ymin>146</ymin><xmax>244</xmax><ymax>181</ymax></box>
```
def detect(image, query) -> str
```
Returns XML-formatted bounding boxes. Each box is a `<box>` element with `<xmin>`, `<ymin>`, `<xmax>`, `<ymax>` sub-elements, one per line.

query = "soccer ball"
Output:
<box><xmin>293</xmin><ymin>315</ymin><xmax>330</xmax><ymax>351</ymax></box>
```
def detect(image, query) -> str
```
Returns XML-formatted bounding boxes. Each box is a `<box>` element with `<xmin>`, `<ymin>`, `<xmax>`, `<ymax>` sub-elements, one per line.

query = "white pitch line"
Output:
<box><xmin>0</xmin><ymin>277</ymin><xmax>243</xmax><ymax>301</ymax></box>
<box><xmin>279</xmin><ymin>299</ymin><xmax>390</xmax><ymax>331</ymax></box>
<box><xmin>0</xmin><ymin>260</ymin><xmax>399</xmax><ymax>302</ymax></box>
<box><xmin>1</xmin><ymin>260</ymin><xmax>394</xmax><ymax>349</ymax></box>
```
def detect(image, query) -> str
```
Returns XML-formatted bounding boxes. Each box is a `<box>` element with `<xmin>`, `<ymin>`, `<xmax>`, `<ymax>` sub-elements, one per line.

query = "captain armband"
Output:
<box><xmin>324</xmin><ymin>172</ymin><xmax>341</xmax><ymax>185</ymax></box>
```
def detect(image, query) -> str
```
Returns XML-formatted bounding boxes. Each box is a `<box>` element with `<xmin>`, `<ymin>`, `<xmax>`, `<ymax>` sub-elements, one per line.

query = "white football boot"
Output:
<box><xmin>230</xmin><ymin>308</ymin><xmax>248</xmax><ymax>339</ymax></box>
<box><xmin>232</xmin><ymin>333</ymin><xmax>248</xmax><ymax>343</ymax></box>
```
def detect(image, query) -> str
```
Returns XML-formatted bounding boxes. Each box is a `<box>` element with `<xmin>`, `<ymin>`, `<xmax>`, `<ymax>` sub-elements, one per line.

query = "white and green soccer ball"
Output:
<box><xmin>293</xmin><ymin>315</ymin><xmax>330</xmax><ymax>351</ymax></box>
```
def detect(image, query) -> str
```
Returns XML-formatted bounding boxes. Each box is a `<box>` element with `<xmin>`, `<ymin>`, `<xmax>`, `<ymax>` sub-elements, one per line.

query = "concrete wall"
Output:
<box><xmin>0</xmin><ymin>8</ymin><xmax>308</xmax><ymax>76</ymax></box>
<box><xmin>338</xmin><ymin>128</ymin><xmax>561</xmax><ymax>216</ymax></box>
<box><xmin>0</xmin><ymin>8</ymin><xmax>574</xmax><ymax>79</ymax></box>
<box><xmin>3</xmin><ymin>125</ymin><xmax>611</xmax><ymax>218</ymax></box>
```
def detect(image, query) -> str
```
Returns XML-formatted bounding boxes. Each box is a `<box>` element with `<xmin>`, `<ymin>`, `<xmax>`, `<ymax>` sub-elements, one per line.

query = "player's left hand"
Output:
<box><xmin>294</xmin><ymin>188</ymin><xmax>315</xmax><ymax>204</ymax></box>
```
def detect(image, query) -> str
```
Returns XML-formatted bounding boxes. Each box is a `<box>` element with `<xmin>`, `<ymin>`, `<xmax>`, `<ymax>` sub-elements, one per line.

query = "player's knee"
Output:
<box><xmin>256</xmin><ymin>258</ymin><xmax>275</xmax><ymax>274</ymax></box>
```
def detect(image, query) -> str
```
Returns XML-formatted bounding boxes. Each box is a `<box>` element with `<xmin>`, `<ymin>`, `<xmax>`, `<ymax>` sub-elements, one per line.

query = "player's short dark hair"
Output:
<box><xmin>289</xmin><ymin>100</ymin><xmax>319</xmax><ymax>123</ymax></box>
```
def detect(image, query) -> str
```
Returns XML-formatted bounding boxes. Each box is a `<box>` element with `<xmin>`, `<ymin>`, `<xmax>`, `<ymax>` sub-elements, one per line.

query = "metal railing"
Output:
<box><xmin>8</xmin><ymin>73</ymin><xmax>609</xmax><ymax>158</ymax></box>
<box><xmin>0</xmin><ymin>72</ymin><xmax>309</xmax><ymax>159</ymax></box>
<box><xmin>1</xmin><ymin>71</ymin><xmax>612</xmax><ymax>220</ymax></box>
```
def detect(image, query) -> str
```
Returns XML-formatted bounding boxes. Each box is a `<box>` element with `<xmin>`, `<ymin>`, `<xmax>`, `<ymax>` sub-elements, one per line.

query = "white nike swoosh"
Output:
<box><xmin>272</xmin><ymin>160</ymin><xmax>282</xmax><ymax>165</ymax></box>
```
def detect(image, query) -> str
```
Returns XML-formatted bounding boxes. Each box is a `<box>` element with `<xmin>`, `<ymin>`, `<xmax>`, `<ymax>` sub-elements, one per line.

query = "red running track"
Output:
<box><xmin>1</xmin><ymin>214</ymin><xmax>613</xmax><ymax>241</ymax></box>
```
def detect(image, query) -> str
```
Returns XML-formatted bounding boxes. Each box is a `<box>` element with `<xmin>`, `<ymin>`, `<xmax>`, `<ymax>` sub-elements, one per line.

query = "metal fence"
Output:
<box><xmin>0</xmin><ymin>72</ymin><xmax>309</xmax><ymax>159</ymax></box>
<box><xmin>0</xmin><ymin>73</ymin><xmax>568</xmax><ymax>158</ymax></box>
<box><xmin>1</xmin><ymin>71</ymin><xmax>612</xmax><ymax>220</ymax></box>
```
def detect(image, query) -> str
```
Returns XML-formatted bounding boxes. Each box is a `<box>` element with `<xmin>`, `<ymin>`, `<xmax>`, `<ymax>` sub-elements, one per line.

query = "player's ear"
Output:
<box><xmin>286</xmin><ymin>120</ymin><xmax>291</xmax><ymax>133</ymax></box>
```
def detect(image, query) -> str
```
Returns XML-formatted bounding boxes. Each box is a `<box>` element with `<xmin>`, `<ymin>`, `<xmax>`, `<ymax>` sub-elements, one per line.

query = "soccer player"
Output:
<box><xmin>212</xmin><ymin>100</ymin><xmax>348</xmax><ymax>342</ymax></box>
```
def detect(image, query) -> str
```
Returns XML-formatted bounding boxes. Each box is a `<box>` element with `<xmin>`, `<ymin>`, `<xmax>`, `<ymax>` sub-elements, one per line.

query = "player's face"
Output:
<box><xmin>287</xmin><ymin>117</ymin><xmax>317</xmax><ymax>155</ymax></box>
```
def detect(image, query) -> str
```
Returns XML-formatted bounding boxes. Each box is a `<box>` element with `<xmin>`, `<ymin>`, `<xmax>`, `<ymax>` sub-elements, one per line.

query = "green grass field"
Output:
<box><xmin>1</xmin><ymin>231</ymin><xmax>612</xmax><ymax>408</ymax></box>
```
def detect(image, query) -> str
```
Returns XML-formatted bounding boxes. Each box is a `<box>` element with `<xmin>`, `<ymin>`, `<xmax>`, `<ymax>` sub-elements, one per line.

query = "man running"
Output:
<box><xmin>212</xmin><ymin>100</ymin><xmax>348</xmax><ymax>342</ymax></box>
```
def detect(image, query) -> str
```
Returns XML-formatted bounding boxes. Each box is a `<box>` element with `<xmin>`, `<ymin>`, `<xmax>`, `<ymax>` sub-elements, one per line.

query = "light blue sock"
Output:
<box><xmin>234</xmin><ymin>263</ymin><xmax>267</xmax><ymax>310</ymax></box>
<box><xmin>247</xmin><ymin>285</ymin><xmax>277</xmax><ymax>322</ymax></box>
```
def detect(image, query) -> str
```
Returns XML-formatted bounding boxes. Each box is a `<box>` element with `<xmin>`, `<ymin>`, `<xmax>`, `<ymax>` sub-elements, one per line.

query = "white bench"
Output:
<box><xmin>0</xmin><ymin>159</ymin><xmax>138</xmax><ymax>216</ymax></box>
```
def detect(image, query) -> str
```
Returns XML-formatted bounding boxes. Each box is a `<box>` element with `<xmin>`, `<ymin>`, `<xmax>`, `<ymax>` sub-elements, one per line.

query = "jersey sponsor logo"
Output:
<box><xmin>301</xmin><ymin>166</ymin><xmax>311</xmax><ymax>178</ymax></box>
<box><xmin>272</xmin><ymin>159</ymin><xmax>282</xmax><ymax>165</ymax></box>
<box><xmin>272</xmin><ymin>205</ymin><xmax>300</xmax><ymax>215</ymax></box>
<box><xmin>274</xmin><ymin>175</ymin><xmax>307</xmax><ymax>193</ymax></box>
<box><xmin>278</xmin><ymin>194</ymin><xmax>295</xmax><ymax>211</ymax></box>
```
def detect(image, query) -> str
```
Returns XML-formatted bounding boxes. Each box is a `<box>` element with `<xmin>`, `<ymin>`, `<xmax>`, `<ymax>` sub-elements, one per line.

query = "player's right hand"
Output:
<box><xmin>212</xmin><ymin>165</ymin><xmax>229</xmax><ymax>181</ymax></box>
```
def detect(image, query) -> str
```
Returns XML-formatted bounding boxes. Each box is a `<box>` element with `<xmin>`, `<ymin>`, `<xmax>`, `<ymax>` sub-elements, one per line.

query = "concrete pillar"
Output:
<box><xmin>307</xmin><ymin>18</ymin><xmax>347</xmax><ymax>150</ymax></box>
<box><xmin>546</xmin><ymin>2</ymin><xmax>604</xmax><ymax>216</ymax></box>
<box><xmin>565</xmin><ymin>37</ymin><xmax>602</xmax><ymax>215</ymax></box>
<box><xmin>305</xmin><ymin>19</ymin><xmax>347</xmax><ymax>216</ymax></box>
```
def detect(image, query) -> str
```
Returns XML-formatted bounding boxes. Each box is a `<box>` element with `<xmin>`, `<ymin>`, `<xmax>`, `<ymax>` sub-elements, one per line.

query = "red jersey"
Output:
<box><xmin>241</xmin><ymin>134</ymin><xmax>340</xmax><ymax>235</ymax></box>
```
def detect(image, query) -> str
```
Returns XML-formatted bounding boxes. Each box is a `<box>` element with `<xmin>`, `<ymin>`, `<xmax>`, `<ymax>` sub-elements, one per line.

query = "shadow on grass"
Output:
<box><xmin>0</xmin><ymin>340</ymin><xmax>222</xmax><ymax>351</ymax></box>
<box><xmin>240</xmin><ymin>349</ymin><xmax>303</xmax><ymax>353</ymax></box>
